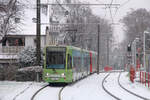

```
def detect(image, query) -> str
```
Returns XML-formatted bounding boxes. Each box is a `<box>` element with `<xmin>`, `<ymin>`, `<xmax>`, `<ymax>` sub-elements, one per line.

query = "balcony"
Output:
<box><xmin>2</xmin><ymin>46</ymin><xmax>24</xmax><ymax>54</ymax></box>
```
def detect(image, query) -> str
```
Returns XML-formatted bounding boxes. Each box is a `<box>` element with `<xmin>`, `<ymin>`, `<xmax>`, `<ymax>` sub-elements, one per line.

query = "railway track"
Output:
<box><xmin>30</xmin><ymin>73</ymin><xmax>91</xmax><ymax>100</ymax></box>
<box><xmin>118</xmin><ymin>72</ymin><xmax>150</xmax><ymax>100</ymax></box>
<box><xmin>31</xmin><ymin>85</ymin><xmax>49</xmax><ymax>100</ymax></box>
<box><xmin>102</xmin><ymin>72</ymin><xmax>150</xmax><ymax>100</ymax></box>
<box><xmin>31</xmin><ymin>84</ymin><xmax>66</xmax><ymax>100</ymax></box>
<box><xmin>58</xmin><ymin>86</ymin><xmax>66</xmax><ymax>100</ymax></box>
<box><xmin>102</xmin><ymin>73</ymin><xmax>121</xmax><ymax>100</ymax></box>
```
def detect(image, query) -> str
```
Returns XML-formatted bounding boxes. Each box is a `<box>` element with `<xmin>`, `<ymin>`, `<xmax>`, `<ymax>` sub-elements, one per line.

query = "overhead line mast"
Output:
<box><xmin>36</xmin><ymin>0</ymin><xmax>41</xmax><ymax>66</ymax></box>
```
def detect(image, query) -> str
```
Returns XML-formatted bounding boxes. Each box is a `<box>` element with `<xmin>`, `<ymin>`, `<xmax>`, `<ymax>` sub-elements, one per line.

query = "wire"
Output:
<box><xmin>55</xmin><ymin>0</ymin><xmax>68</xmax><ymax>11</ymax></box>
<box><xmin>108</xmin><ymin>0</ymin><xmax>114</xmax><ymax>23</ymax></box>
<box><xmin>113</xmin><ymin>0</ymin><xmax>131</xmax><ymax>18</ymax></box>
<box><xmin>108</xmin><ymin>7</ymin><xmax>114</xmax><ymax>23</ymax></box>
<box><xmin>105</xmin><ymin>0</ymin><xmax>131</xmax><ymax>23</ymax></box>
<box><xmin>109</xmin><ymin>0</ymin><xmax>114</xmax><ymax>7</ymax></box>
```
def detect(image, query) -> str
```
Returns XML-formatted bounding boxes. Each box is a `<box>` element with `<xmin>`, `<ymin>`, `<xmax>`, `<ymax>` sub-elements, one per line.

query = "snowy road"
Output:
<box><xmin>0</xmin><ymin>72</ymin><xmax>150</xmax><ymax>100</ymax></box>
<box><xmin>104</xmin><ymin>73</ymin><xmax>143</xmax><ymax>100</ymax></box>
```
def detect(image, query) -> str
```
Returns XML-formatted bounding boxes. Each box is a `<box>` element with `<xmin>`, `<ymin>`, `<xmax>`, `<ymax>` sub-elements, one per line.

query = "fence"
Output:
<box><xmin>140</xmin><ymin>71</ymin><xmax>150</xmax><ymax>87</ymax></box>
<box><xmin>2</xmin><ymin>46</ymin><xmax>24</xmax><ymax>54</ymax></box>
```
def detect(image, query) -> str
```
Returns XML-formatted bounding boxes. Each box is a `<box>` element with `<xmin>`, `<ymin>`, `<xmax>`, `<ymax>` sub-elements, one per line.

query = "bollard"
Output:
<box><xmin>140</xmin><ymin>71</ymin><xmax>141</xmax><ymax>83</ymax></box>
<box><xmin>148</xmin><ymin>72</ymin><xmax>149</xmax><ymax>87</ymax></box>
<box><xmin>142</xmin><ymin>72</ymin><xmax>143</xmax><ymax>84</ymax></box>
<box><xmin>143</xmin><ymin>72</ymin><xmax>144</xmax><ymax>84</ymax></box>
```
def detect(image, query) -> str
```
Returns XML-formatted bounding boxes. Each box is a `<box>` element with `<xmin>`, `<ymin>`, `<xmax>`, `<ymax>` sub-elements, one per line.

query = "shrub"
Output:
<box><xmin>18</xmin><ymin>46</ymin><xmax>43</xmax><ymax>68</ymax></box>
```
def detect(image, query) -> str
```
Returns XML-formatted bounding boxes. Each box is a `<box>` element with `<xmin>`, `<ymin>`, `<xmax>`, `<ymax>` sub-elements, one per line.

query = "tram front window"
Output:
<box><xmin>46</xmin><ymin>51</ymin><xmax>65</xmax><ymax>69</ymax></box>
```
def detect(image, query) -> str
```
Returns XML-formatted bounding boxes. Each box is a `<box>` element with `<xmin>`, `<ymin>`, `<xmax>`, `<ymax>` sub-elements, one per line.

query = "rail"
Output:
<box><xmin>31</xmin><ymin>85</ymin><xmax>49</xmax><ymax>100</ymax></box>
<box><xmin>118</xmin><ymin>72</ymin><xmax>150</xmax><ymax>100</ymax></box>
<box><xmin>102</xmin><ymin>73</ymin><xmax>121</xmax><ymax>100</ymax></box>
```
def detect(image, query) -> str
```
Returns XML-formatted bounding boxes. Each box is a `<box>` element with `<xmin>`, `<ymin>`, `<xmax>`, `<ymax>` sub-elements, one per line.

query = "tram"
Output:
<box><xmin>43</xmin><ymin>45</ymin><xmax>97</xmax><ymax>84</ymax></box>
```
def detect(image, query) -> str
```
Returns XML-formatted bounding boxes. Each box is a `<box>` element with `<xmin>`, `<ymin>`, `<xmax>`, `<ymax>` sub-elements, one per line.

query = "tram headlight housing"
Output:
<box><xmin>61</xmin><ymin>73</ymin><xmax>65</xmax><ymax>77</ymax></box>
<box><xmin>46</xmin><ymin>73</ymin><xmax>49</xmax><ymax>77</ymax></box>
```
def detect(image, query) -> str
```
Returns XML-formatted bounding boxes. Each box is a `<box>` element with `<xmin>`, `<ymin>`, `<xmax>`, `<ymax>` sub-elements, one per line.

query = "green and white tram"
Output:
<box><xmin>43</xmin><ymin>45</ymin><xmax>97</xmax><ymax>84</ymax></box>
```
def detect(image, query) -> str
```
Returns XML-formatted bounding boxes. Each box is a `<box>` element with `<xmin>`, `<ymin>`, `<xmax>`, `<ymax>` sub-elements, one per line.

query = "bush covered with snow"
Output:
<box><xmin>16</xmin><ymin>66</ymin><xmax>42</xmax><ymax>81</ymax></box>
<box><xmin>17</xmin><ymin>46</ymin><xmax>43</xmax><ymax>68</ymax></box>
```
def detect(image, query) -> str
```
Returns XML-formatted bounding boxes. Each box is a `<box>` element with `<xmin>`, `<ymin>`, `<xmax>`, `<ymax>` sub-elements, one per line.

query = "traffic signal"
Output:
<box><xmin>127</xmin><ymin>44</ymin><xmax>131</xmax><ymax>52</ymax></box>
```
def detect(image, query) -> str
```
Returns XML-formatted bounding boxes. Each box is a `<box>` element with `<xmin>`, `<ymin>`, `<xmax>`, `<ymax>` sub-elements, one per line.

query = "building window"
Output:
<box><xmin>15</xmin><ymin>18</ymin><xmax>20</xmax><ymax>23</ymax></box>
<box><xmin>32</xmin><ymin>18</ymin><xmax>37</xmax><ymax>23</ymax></box>
<box><xmin>41</xmin><ymin>4</ymin><xmax>48</xmax><ymax>15</ymax></box>
<box><xmin>2</xmin><ymin>37</ymin><xmax>25</xmax><ymax>46</ymax></box>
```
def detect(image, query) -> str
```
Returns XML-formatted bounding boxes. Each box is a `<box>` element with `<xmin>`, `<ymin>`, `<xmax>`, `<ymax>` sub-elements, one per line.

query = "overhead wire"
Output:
<box><xmin>108</xmin><ymin>0</ymin><xmax>114</xmax><ymax>23</ymax></box>
<box><xmin>55</xmin><ymin>0</ymin><xmax>68</xmax><ymax>11</ymax></box>
<box><xmin>104</xmin><ymin>0</ymin><xmax>131</xmax><ymax>24</ymax></box>
<box><xmin>94</xmin><ymin>0</ymin><xmax>108</xmax><ymax>19</ymax></box>
<box><xmin>113</xmin><ymin>0</ymin><xmax>131</xmax><ymax>19</ymax></box>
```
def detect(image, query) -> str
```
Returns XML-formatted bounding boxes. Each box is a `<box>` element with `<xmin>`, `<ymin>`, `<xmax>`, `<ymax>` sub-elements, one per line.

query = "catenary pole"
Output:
<box><xmin>97</xmin><ymin>24</ymin><xmax>100</xmax><ymax>74</ymax></box>
<box><xmin>107</xmin><ymin>36</ymin><xmax>109</xmax><ymax>66</ymax></box>
<box><xmin>36</xmin><ymin>0</ymin><xmax>41</xmax><ymax>65</ymax></box>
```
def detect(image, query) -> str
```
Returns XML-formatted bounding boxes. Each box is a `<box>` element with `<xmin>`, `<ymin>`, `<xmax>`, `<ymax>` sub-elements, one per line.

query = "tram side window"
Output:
<box><xmin>84</xmin><ymin>56</ymin><xmax>89</xmax><ymax>68</ymax></box>
<box><xmin>73</xmin><ymin>57</ymin><xmax>77</xmax><ymax>69</ymax></box>
<box><xmin>73</xmin><ymin>57</ymin><xmax>81</xmax><ymax>72</ymax></box>
<box><xmin>67</xmin><ymin>54</ymin><xmax>72</xmax><ymax>69</ymax></box>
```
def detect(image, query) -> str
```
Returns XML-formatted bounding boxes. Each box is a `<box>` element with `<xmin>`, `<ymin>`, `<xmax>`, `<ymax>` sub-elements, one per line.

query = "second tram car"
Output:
<box><xmin>43</xmin><ymin>45</ymin><xmax>97</xmax><ymax>84</ymax></box>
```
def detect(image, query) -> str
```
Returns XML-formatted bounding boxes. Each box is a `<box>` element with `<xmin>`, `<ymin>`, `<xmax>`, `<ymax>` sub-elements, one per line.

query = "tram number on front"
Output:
<box><xmin>51</xmin><ymin>78</ymin><xmax>59</xmax><ymax>80</ymax></box>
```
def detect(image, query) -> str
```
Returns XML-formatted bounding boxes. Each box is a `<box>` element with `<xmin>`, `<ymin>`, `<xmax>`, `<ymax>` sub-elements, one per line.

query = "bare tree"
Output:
<box><xmin>121</xmin><ymin>8</ymin><xmax>150</xmax><ymax>43</ymax></box>
<box><xmin>0</xmin><ymin>0</ymin><xmax>22</xmax><ymax>40</ymax></box>
<box><xmin>64</xmin><ymin>1</ymin><xmax>113</xmax><ymax>51</ymax></box>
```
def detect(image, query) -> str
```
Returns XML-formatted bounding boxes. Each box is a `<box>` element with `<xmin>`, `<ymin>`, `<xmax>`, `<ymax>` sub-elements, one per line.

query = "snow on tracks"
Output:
<box><xmin>118</xmin><ymin>72</ymin><xmax>150</xmax><ymax>100</ymax></box>
<box><xmin>31</xmin><ymin>85</ymin><xmax>49</xmax><ymax>100</ymax></box>
<box><xmin>102</xmin><ymin>73</ymin><xmax>120</xmax><ymax>100</ymax></box>
<box><xmin>103</xmin><ymin>72</ymin><xmax>144</xmax><ymax>100</ymax></box>
<box><xmin>61</xmin><ymin>73</ymin><xmax>114</xmax><ymax>100</ymax></box>
<box><xmin>13</xmin><ymin>83</ymin><xmax>33</xmax><ymax>100</ymax></box>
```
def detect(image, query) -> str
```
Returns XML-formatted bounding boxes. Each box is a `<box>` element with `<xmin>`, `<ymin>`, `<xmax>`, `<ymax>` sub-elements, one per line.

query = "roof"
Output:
<box><xmin>45</xmin><ymin>45</ymin><xmax>97</xmax><ymax>54</ymax></box>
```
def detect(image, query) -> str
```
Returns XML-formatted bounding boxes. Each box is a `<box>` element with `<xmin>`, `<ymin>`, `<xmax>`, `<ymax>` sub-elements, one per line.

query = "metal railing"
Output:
<box><xmin>2</xmin><ymin>46</ymin><xmax>24</xmax><ymax>54</ymax></box>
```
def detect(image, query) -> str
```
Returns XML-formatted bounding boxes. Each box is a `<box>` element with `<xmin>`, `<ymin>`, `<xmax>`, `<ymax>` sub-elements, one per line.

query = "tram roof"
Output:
<box><xmin>45</xmin><ymin>45</ymin><xmax>97</xmax><ymax>54</ymax></box>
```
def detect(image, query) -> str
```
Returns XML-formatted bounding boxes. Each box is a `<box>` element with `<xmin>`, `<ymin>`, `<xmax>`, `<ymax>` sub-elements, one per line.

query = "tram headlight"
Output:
<box><xmin>46</xmin><ymin>73</ymin><xmax>49</xmax><ymax>77</ymax></box>
<box><xmin>61</xmin><ymin>73</ymin><xmax>65</xmax><ymax>77</ymax></box>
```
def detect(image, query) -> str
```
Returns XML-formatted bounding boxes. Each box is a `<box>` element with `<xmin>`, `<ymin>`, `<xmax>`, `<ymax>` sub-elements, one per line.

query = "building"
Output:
<box><xmin>0</xmin><ymin>0</ymin><xmax>48</xmax><ymax>66</ymax></box>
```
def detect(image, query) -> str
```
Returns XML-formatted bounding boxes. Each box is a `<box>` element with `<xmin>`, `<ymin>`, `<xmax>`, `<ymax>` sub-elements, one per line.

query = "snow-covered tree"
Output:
<box><xmin>0</xmin><ymin>0</ymin><xmax>24</xmax><ymax>40</ymax></box>
<box><xmin>121</xmin><ymin>8</ymin><xmax>150</xmax><ymax>42</ymax></box>
<box><xmin>17</xmin><ymin>46</ymin><xmax>43</xmax><ymax>68</ymax></box>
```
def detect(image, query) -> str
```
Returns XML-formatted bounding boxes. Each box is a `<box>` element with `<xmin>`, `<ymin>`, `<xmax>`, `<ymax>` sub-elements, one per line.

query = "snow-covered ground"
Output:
<box><xmin>120</xmin><ymin>72</ymin><xmax>150</xmax><ymax>99</ymax></box>
<box><xmin>0</xmin><ymin>72</ymin><xmax>150</xmax><ymax>100</ymax></box>
<box><xmin>104</xmin><ymin>73</ymin><xmax>143</xmax><ymax>100</ymax></box>
<box><xmin>62</xmin><ymin>73</ymin><xmax>114</xmax><ymax>100</ymax></box>
<box><xmin>0</xmin><ymin>81</ymin><xmax>48</xmax><ymax>100</ymax></box>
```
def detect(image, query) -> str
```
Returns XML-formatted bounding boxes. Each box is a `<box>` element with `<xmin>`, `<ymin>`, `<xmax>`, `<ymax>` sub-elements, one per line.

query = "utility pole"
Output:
<box><xmin>107</xmin><ymin>36</ymin><xmax>109</xmax><ymax>66</ymax></box>
<box><xmin>97</xmin><ymin>24</ymin><xmax>100</xmax><ymax>74</ymax></box>
<box><xmin>36</xmin><ymin>0</ymin><xmax>41</xmax><ymax>65</ymax></box>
